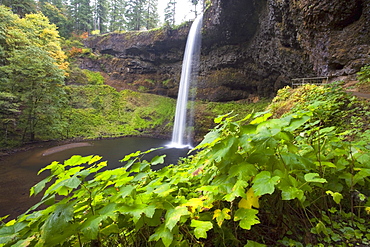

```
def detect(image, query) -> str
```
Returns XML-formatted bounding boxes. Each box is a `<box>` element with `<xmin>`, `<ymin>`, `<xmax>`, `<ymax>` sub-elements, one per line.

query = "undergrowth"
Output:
<box><xmin>60</xmin><ymin>85</ymin><xmax>176</xmax><ymax>139</ymax></box>
<box><xmin>268</xmin><ymin>82</ymin><xmax>370</xmax><ymax>138</ymax></box>
<box><xmin>0</xmin><ymin>83</ymin><xmax>369</xmax><ymax>246</ymax></box>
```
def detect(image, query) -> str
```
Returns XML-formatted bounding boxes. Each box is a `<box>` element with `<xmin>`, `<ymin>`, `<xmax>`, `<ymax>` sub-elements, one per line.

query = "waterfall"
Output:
<box><xmin>169</xmin><ymin>14</ymin><xmax>203</xmax><ymax>148</ymax></box>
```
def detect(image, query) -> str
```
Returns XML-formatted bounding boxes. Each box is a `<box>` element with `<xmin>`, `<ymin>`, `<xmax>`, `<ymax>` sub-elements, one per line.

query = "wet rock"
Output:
<box><xmin>80</xmin><ymin>0</ymin><xmax>370</xmax><ymax>101</ymax></box>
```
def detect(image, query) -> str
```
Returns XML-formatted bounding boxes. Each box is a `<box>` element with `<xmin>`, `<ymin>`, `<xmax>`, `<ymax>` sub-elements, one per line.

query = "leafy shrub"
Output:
<box><xmin>357</xmin><ymin>64</ymin><xmax>370</xmax><ymax>91</ymax></box>
<box><xmin>268</xmin><ymin>83</ymin><xmax>370</xmax><ymax>137</ymax></box>
<box><xmin>82</xmin><ymin>70</ymin><xmax>105</xmax><ymax>85</ymax></box>
<box><xmin>1</xmin><ymin>109</ymin><xmax>369</xmax><ymax>246</ymax></box>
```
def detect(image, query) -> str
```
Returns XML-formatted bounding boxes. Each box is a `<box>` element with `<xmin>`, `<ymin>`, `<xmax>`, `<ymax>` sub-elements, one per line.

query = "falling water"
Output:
<box><xmin>169</xmin><ymin>14</ymin><xmax>203</xmax><ymax>148</ymax></box>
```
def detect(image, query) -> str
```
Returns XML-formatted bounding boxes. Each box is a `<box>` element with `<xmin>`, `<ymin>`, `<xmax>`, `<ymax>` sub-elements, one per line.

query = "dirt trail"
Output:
<box><xmin>348</xmin><ymin>91</ymin><xmax>370</xmax><ymax>99</ymax></box>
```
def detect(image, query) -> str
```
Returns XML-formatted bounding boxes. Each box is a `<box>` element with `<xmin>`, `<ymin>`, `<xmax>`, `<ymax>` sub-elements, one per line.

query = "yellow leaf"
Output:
<box><xmin>213</xmin><ymin>208</ymin><xmax>231</xmax><ymax>227</ymax></box>
<box><xmin>183</xmin><ymin>198</ymin><xmax>204</xmax><ymax>213</ymax></box>
<box><xmin>365</xmin><ymin>207</ymin><xmax>370</xmax><ymax>214</ymax></box>
<box><xmin>238</xmin><ymin>188</ymin><xmax>260</xmax><ymax>209</ymax></box>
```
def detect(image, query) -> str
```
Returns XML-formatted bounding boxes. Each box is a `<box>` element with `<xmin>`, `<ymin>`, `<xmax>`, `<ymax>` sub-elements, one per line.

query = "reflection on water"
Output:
<box><xmin>0</xmin><ymin>137</ymin><xmax>189</xmax><ymax>220</ymax></box>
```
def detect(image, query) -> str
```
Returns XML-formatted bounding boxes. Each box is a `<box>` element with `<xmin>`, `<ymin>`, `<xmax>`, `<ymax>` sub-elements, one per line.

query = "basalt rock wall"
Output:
<box><xmin>81</xmin><ymin>0</ymin><xmax>370</xmax><ymax>101</ymax></box>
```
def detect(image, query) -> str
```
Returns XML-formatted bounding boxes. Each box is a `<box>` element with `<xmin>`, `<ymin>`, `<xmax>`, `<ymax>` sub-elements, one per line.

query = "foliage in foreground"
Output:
<box><xmin>1</xmin><ymin>104</ymin><xmax>370</xmax><ymax>246</ymax></box>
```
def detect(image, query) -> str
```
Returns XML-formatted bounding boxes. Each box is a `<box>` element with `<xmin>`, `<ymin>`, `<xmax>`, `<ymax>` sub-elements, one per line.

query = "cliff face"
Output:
<box><xmin>81</xmin><ymin>0</ymin><xmax>370</xmax><ymax>101</ymax></box>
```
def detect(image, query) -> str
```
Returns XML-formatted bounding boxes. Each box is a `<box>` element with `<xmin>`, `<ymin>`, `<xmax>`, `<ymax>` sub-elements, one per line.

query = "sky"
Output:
<box><xmin>157</xmin><ymin>0</ymin><xmax>196</xmax><ymax>25</ymax></box>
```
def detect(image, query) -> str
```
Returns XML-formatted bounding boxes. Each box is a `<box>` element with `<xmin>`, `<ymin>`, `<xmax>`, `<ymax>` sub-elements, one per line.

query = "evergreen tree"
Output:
<box><xmin>69</xmin><ymin>0</ymin><xmax>93</xmax><ymax>33</ymax></box>
<box><xmin>39</xmin><ymin>2</ymin><xmax>72</xmax><ymax>38</ymax></box>
<box><xmin>109</xmin><ymin>0</ymin><xmax>126</xmax><ymax>31</ymax></box>
<box><xmin>0</xmin><ymin>0</ymin><xmax>36</xmax><ymax>17</ymax></box>
<box><xmin>190</xmin><ymin>0</ymin><xmax>201</xmax><ymax>18</ymax></box>
<box><xmin>125</xmin><ymin>0</ymin><xmax>145</xmax><ymax>30</ymax></box>
<box><xmin>164</xmin><ymin>0</ymin><xmax>176</xmax><ymax>26</ymax></box>
<box><xmin>92</xmin><ymin>0</ymin><xmax>109</xmax><ymax>33</ymax></box>
<box><xmin>144</xmin><ymin>0</ymin><xmax>159</xmax><ymax>30</ymax></box>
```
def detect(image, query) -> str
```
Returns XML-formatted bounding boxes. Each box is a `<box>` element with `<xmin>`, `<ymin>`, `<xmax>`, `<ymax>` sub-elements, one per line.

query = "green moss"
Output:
<box><xmin>62</xmin><ymin>85</ymin><xmax>176</xmax><ymax>139</ymax></box>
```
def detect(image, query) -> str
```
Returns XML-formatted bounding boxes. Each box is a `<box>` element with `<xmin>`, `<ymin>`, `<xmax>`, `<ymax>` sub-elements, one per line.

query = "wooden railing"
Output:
<box><xmin>291</xmin><ymin>76</ymin><xmax>329</xmax><ymax>87</ymax></box>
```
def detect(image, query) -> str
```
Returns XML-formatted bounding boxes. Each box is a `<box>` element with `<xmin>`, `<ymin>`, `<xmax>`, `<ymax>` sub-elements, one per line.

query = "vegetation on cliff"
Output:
<box><xmin>1</xmin><ymin>80</ymin><xmax>369</xmax><ymax>246</ymax></box>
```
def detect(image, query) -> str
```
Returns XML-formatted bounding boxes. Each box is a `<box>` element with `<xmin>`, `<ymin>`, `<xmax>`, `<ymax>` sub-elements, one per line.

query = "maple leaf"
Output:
<box><xmin>238</xmin><ymin>188</ymin><xmax>260</xmax><ymax>209</ymax></box>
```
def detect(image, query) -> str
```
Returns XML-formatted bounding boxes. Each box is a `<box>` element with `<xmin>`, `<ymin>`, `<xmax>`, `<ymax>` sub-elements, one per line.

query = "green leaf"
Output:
<box><xmin>12</xmin><ymin>236</ymin><xmax>36</xmax><ymax>247</ymax></box>
<box><xmin>30</xmin><ymin>176</ymin><xmax>52</xmax><ymax>196</ymax></box>
<box><xmin>80</xmin><ymin>215</ymin><xmax>108</xmax><ymax>240</ymax></box>
<box><xmin>234</xmin><ymin>208</ymin><xmax>260</xmax><ymax>230</ymax></box>
<box><xmin>244</xmin><ymin>240</ymin><xmax>267</xmax><ymax>247</ymax></box>
<box><xmin>165</xmin><ymin>206</ymin><xmax>190</xmax><ymax>231</ymax></box>
<box><xmin>38</xmin><ymin>161</ymin><xmax>63</xmax><ymax>175</ymax></box>
<box><xmin>326</xmin><ymin>191</ymin><xmax>343</xmax><ymax>204</ymax></box>
<box><xmin>353</xmin><ymin>168</ymin><xmax>370</xmax><ymax>186</ymax></box>
<box><xmin>151</xmin><ymin>155</ymin><xmax>166</xmax><ymax>165</ymax></box>
<box><xmin>224</xmin><ymin>180</ymin><xmax>249</xmax><ymax>201</ymax></box>
<box><xmin>281</xmin><ymin>186</ymin><xmax>304</xmax><ymax>201</ymax></box>
<box><xmin>196</xmin><ymin>130</ymin><xmax>221</xmax><ymax>149</ymax></box>
<box><xmin>313</xmin><ymin>221</ymin><xmax>328</xmax><ymax>236</ymax></box>
<box><xmin>64</xmin><ymin>155</ymin><xmax>96</xmax><ymax>167</ymax></box>
<box><xmin>117</xmin><ymin>185</ymin><xmax>135</xmax><ymax>199</ymax></box>
<box><xmin>40</xmin><ymin>202</ymin><xmax>76</xmax><ymax>245</ymax></box>
<box><xmin>252</xmin><ymin>171</ymin><xmax>280</xmax><ymax>196</ymax></box>
<box><xmin>154</xmin><ymin>183</ymin><xmax>176</xmax><ymax>197</ymax></box>
<box><xmin>284</xmin><ymin>114</ymin><xmax>310</xmax><ymax>132</ymax></box>
<box><xmin>142</xmin><ymin>204</ymin><xmax>157</xmax><ymax>218</ymax></box>
<box><xmin>118</xmin><ymin>204</ymin><xmax>154</xmax><ymax>224</ymax></box>
<box><xmin>304</xmin><ymin>173</ymin><xmax>327</xmax><ymax>183</ymax></box>
<box><xmin>0</xmin><ymin>221</ymin><xmax>28</xmax><ymax>244</ymax></box>
<box><xmin>100</xmin><ymin>224</ymin><xmax>119</xmax><ymax>236</ymax></box>
<box><xmin>149</xmin><ymin>224</ymin><xmax>173</xmax><ymax>247</ymax></box>
<box><xmin>314</xmin><ymin>161</ymin><xmax>336</xmax><ymax>168</ymax></box>
<box><xmin>190</xmin><ymin>220</ymin><xmax>213</xmax><ymax>239</ymax></box>
<box><xmin>120</xmin><ymin>150</ymin><xmax>141</xmax><ymax>162</ymax></box>
<box><xmin>44</xmin><ymin>175</ymin><xmax>81</xmax><ymax>196</ymax></box>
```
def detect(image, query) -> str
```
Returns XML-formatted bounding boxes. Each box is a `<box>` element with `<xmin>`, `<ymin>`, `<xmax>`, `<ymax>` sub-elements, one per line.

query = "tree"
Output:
<box><xmin>0</xmin><ymin>7</ymin><xmax>68</xmax><ymax>142</ymax></box>
<box><xmin>92</xmin><ymin>0</ymin><xmax>109</xmax><ymax>33</ymax></box>
<box><xmin>0</xmin><ymin>0</ymin><xmax>36</xmax><ymax>17</ymax></box>
<box><xmin>109</xmin><ymin>0</ymin><xmax>126</xmax><ymax>31</ymax></box>
<box><xmin>144</xmin><ymin>0</ymin><xmax>159</xmax><ymax>30</ymax></box>
<box><xmin>164</xmin><ymin>0</ymin><xmax>176</xmax><ymax>26</ymax></box>
<box><xmin>0</xmin><ymin>92</ymin><xmax>20</xmax><ymax>144</ymax></box>
<box><xmin>38</xmin><ymin>2</ymin><xmax>72</xmax><ymax>38</ymax></box>
<box><xmin>190</xmin><ymin>0</ymin><xmax>202</xmax><ymax>18</ymax></box>
<box><xmin>3</xmin><ymin>47</ymin><xmax>67</xmax><ymax>141</ymax></box>
<box><xmin>69</xmin><ymin>0</ymin><xmax>93</xmax><ymax>33</ymax></box>
<box><xmin>125</xmin><ymin>0</ymin><xmax>145</xmax><ymax>30</ymax></box>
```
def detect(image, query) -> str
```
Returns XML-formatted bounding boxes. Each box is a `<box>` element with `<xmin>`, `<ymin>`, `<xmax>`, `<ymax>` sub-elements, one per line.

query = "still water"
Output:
<box><xmin>0</xmin><ymin>137</ymin><xmax>188</xmax><ymax>220</ymax></box>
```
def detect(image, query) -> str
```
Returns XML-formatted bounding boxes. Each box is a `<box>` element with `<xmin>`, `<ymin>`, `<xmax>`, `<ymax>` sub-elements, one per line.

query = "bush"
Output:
<box><xmin>1</xmin><ymin>109</ymin><xmax>369</xmax><ymax>246</ymax></box>
<box><xmin>357</xmin><ymin>64</ymin><xmax>370</xmax><ymax>91</ymax></box>
<box><xmin>268</xmin><ymin>83</ymin><xmax>370</xmax><ymax>137</ymax></box>
<box><xmin>82</xmin><ymin>70</ymin><xmax>105</xmax><ymax>85</ymax></box>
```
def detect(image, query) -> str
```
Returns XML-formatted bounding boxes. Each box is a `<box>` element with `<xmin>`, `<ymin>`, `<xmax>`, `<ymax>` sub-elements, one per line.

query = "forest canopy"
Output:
<box><xmin>1</xmin><ymin>0</ymin><xmax>204</xmax><ymax>36</ymax></box>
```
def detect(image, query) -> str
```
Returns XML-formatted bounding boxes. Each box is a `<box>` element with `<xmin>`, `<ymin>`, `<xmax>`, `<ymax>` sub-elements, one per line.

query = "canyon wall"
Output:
<box><xmin>81</xmin><ymin>0</ymin><xmax>370</xmax><ymax>101</ymax></box>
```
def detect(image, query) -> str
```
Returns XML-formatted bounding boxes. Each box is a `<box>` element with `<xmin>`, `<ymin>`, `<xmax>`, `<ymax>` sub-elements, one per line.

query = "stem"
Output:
<box><xmin>349</xmin><ymin>146</ymin><xmax>355</xmax><ymax>226</ymax></box>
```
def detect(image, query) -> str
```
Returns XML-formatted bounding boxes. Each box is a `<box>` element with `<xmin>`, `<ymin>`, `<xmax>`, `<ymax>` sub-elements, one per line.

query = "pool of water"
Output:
<box><xmin>0</xmin><ymin>137</ymin><xmax>189</xmax><ymax>220</ymax></box>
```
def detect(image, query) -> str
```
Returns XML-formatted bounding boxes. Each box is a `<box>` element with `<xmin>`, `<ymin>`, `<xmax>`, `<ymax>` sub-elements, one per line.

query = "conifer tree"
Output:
<box><xmin>0</xmin><ymin>0</ymin><xmax>36</xmax><ymax>17</ymax></box>
<box><xmin>109</xmin><ymin>0</ymin><xmax>126</xmax><ymax>31</ymax></box>
<box><xmin>69</xmin><ymin>0</ymin><xmax>93</xmax><ymax>33</ymax></box>
<box><xmin>164</xmin><ymin>0</ymin><xmax>176</xmax><ymax>26</ymax></box>
<box><xmin>125</xmin><ymin>0</ymin><xmax>145</xmax><ymax>30</ymax></box>
<box><xmin>92</xmin><ymin>0</ymin><xmax>109</xmax><ymax>33</ymax></box>
<box><xmin>144</xmin><ymin>0</ymin><xmax>159</xmax><ymax>30</ymax></box>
